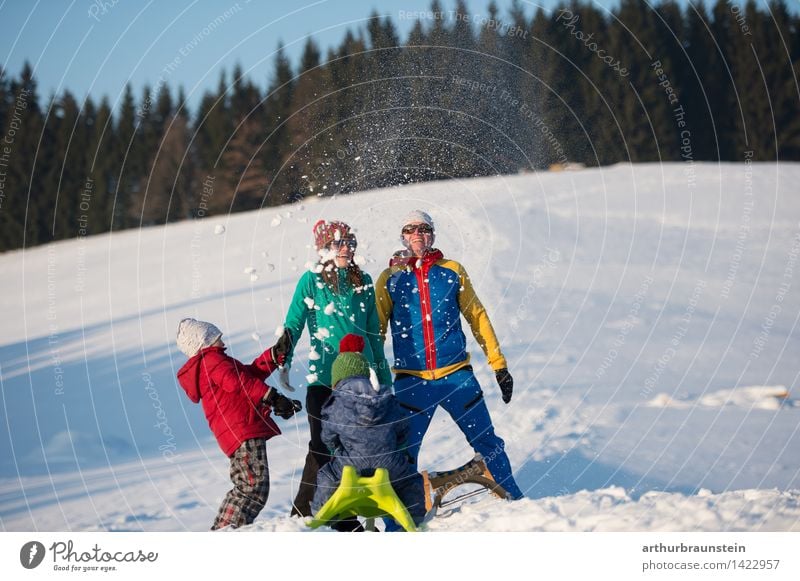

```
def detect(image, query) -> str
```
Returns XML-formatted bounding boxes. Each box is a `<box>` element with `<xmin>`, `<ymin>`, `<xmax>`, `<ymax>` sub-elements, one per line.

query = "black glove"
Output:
<box><xmin>496</xmin><ymin>368</ymin><xmax>513</xmax><ymax>404</ymax></box>
<box><xmin>270</xmin><ymin>329</ymin><xmax>293</xmax><ymax>364</ymax></box>
<box><xmin>264</xmin><ymin>388</ymin><xmax>302</xmax><ymax>419</ymax></box>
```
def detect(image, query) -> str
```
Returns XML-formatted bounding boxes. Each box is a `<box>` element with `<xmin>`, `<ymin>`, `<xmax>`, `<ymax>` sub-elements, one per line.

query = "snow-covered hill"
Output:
<box><xmin>2</xmin><ymin>162</ymin><xmax>799</xmax><ymax>531</ymax></box>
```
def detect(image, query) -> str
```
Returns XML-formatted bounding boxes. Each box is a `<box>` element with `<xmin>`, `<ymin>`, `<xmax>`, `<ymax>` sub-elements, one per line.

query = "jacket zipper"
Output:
<box><xmin>414</xmin><ymin>260</ymin><xmax>437</xmax><ymax>370</ymax></box>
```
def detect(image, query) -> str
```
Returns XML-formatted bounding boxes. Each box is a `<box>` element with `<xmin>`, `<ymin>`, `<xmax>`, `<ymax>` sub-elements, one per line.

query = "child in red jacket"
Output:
<box><xmin>176</xmin><ymin>318</ymin><xmax>301</xmax><ymax>530</ymax></box>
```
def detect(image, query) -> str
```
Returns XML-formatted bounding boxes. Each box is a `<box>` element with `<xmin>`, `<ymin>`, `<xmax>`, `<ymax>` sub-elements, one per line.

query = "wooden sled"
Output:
<box><xmin>421</xmin><ymin>453</ymin><xmax>510</xmax><ymax>512</ymax></box>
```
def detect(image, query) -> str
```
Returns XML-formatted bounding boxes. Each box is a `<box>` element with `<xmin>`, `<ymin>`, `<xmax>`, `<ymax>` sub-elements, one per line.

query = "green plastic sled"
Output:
<box><xmin>307</xmin><ymin>465</ymin><xmax>418</xmax><ymax>532</ymax></box>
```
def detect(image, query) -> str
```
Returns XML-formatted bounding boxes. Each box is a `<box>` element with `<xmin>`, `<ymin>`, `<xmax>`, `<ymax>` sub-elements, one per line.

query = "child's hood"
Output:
<box><xmin>176</xmin><ymin>346</ymin><xmax>226</xmax><ymax>403</ymax></box>
<box><xmin>331</xmin><ymin>376</ymin><xmax>394</xmax><ymax>425</ymax></box>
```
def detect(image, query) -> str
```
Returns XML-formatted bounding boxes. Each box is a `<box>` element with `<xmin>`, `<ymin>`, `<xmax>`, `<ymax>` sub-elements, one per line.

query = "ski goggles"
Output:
<box><xmin>402</xmin><ymin>224</ymin><xmax>433</xmax><ymax>235</ymax></box>
<box><xmin>329</xmin><ymin>237</ymin><xmax>357</xmax><ymax>250</ymax></box>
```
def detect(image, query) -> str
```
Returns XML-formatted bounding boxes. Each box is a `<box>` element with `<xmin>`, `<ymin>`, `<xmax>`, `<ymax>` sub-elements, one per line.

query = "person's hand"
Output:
<box><xmin>270</xmin><ymin>329</ymin><xmax>293</xmax><ymax>366</ymax></box>
<box><xmin>264</xmin><ymin>389</ymin><xmax>302</xmax><ymax>419</ymax></box>
<box><xmin>276</xmin><ymin>366</ymin><xmax>295</xmax><ymax>392</ymax></box>
<box><xmin>495</xmin><ymin>368</ymin><xmax>513</xmax><ymax>404</ymax></box>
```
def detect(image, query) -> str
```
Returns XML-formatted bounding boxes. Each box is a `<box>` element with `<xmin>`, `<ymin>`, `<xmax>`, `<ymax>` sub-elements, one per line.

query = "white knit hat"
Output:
<box><xmin>176</xmin><ymin>318</ymin><xmax>222</xmax><ymax>357</ymax></box>
<box><xmin>402</xmin><ymin>210</ymin><xmax>434</xmax><ymax>230</ymax></box>
<box><xmin>400</xmin><ymin>210</ymin><xmax>435</xmax><ymax>249</ymax></box>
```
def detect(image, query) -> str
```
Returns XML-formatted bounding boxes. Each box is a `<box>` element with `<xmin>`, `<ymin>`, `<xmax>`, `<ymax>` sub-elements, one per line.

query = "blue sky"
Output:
<box><xmin>0</xmin><ymin>0</ymin><xmax>783</xmax><ymax>114</ymax></box>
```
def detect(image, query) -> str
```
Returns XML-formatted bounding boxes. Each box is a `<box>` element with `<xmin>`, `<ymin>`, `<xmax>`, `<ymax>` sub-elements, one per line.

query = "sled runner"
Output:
<box><xmin>421</xmin><ymin>453</ymin><xmax>510</xmax><ymax>512</ymax></box>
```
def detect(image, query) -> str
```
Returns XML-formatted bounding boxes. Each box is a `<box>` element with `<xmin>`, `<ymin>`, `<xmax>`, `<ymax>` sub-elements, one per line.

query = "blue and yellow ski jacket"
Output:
<box><xmin>375</xmin><ymin>249</ymin><xmax>507</xmax><ymax>380</ymax></box>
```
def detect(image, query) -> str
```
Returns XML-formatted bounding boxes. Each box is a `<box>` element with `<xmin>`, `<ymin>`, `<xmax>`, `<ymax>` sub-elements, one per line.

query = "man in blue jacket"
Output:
<box><xmin>376</xmin><ymin>210</ymin><xmax>523</xmax><ymax>500</ymax></box>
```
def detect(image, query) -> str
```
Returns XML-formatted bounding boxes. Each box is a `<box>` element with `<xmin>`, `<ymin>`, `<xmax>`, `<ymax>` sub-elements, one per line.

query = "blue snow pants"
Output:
<box><xmin>393</xmin><ymin>367</ymin><xmax>523</xmax><ymax>500</ymax></box>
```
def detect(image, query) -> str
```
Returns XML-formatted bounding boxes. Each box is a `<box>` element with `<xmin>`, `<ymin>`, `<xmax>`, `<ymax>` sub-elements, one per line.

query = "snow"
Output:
<box><xmin>1</xmin><ymin>163</ymin><xmax>799</xmax><ymax>532</ymax></box>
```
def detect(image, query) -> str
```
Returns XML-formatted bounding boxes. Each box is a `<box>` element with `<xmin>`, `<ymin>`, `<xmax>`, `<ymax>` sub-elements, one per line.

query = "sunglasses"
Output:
<box><xmin>329</xmin><ymin>238</ymin><xmax>357</xmax><ymax>250</ymax></box>
<box><xmin>402</xmin><ymin>224</ymin><xmax>433</xmax><ymax>235</ymax></box>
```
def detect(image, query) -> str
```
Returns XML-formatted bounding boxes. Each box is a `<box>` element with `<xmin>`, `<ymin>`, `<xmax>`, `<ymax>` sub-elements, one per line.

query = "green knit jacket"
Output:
<box><xmin>283</xmin><ymin>268</ymin><xmax>392</xmax><ymax>387</ymax></box>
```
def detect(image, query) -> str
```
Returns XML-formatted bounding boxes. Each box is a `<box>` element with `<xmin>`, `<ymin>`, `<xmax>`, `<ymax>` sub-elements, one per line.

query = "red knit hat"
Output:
<box><xmin>339</xmin><ymin>333</ymin><xmax>365</xmax><ymax>353</ymax></box>
<box><xmin>312</xmin><ymin>220</ymin><xmax>354</xmax><ymax>251</ymax></box>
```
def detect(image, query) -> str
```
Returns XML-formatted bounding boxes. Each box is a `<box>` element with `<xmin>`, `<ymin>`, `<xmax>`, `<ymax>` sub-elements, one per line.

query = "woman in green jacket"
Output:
<box><xmin>281</xmin><ymin>219</ymin><xmax>391</xmax><ymax>521</ymax></box>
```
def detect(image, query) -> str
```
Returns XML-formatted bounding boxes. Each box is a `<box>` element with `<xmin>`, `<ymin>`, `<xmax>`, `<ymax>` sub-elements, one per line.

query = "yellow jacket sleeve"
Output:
<box><xmin>455</xmin><ymin>262</ymin><xmax>507</xmax><ymax>371</ymax></box>
<box><xmin>375</xmin><ymin>268</ymin><xmax>393</xmax><ymax>344</ymax></box>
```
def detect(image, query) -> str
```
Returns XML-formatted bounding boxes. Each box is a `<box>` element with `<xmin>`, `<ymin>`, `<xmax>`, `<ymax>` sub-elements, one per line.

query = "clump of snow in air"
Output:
<box><xmin>313</xmin><ymin>328</ymin><xmax>331</xmax><ymax>341</ymax></box>
<box><xmin>213</xmin><ymin>224</ymin><xmax>225</xmax><ymax>235</ymax></box>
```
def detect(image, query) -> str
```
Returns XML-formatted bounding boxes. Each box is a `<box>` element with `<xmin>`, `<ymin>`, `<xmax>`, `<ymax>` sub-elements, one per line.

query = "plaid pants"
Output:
<box><xmin>212</xmin><ymin>439</ymin><xmax>270</xmax><ymax>530</ymax></box>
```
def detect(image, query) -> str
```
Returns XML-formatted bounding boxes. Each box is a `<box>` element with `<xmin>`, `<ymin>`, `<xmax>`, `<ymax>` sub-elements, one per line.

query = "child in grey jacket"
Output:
<box><xmin>311</xmin><ymin>334</ymin><xmax>425</xmax><ymax>529</ymax></box>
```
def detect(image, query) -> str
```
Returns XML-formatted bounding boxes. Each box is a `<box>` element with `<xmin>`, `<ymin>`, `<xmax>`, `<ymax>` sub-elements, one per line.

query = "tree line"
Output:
<box><xmin>1</xmin><ymin>0</ymin><xmax>798</xmax><ymax>252</ymax></box>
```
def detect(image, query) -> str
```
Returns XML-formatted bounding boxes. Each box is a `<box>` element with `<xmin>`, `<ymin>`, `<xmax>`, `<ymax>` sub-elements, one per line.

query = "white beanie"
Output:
<box><xmin>402</xmin><ymin>210</ymin><xmax>434</xmax><ymax>230</ymax></box>
<box><xmin>176</xmin><ymin>318</ymin><xmax>223</xmax><ymax>357</ymax></box>
<box><xmin>400</xmin><ymin>210</ymin><xmax>435</xmax><ymax>249</ymax></box>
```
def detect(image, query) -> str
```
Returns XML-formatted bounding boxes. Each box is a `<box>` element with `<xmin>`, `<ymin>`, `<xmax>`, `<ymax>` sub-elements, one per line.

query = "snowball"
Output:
<box><xmin>309</xmin><ymin>347</ymin><xmax>321</xmax><ymax>361</ymax></box>
<box><xmin>324</xmin><ymin>302</ymin><xmax>336</xmax><ymax>315</ymax></box>
<box><xmin>214</xmin><ymin>224</ymin><xmax>226</xmax><ymax>235</ymax></box>
<box><xmin>244</xmin><ymin>266</ymin><xmax>257</xmax><ymax>274</ymax></box>
<box><xmin>250</xmin><ymin>273</ymin><xmax>259</xmax><ymax>282</ymax></box>
<box><xmin>271</xmin><ymin>215</ymin><xmax>281</xmax><ymax>227</ymax></box>
<box><xmin>303</xmin><ymin>297</ymin><xmax>315</xmax><ymax>309</ymax></box>
<box><xmin>353</xmin><ymin>254</ymin><xmax>367</xmax><ymax>266</ymax></box>
<box><xmin>306</xmin><ymin>373</ymin><xmax>319</xmax><ymax>383</ymax></box>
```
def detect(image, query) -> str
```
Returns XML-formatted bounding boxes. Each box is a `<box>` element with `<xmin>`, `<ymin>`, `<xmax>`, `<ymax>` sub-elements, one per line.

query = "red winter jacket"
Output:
<box><xmin>177</xmin><ymin>346</ymin><xmax>281</xmax><ymax>456</ymax></box>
